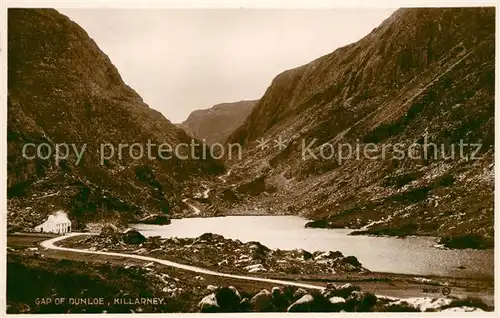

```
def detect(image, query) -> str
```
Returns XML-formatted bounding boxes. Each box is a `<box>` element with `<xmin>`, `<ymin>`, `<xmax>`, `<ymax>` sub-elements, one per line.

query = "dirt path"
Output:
<box><xmin>37</xmin><ymin>233</ymin><xmax>494</xmax><ymax>306</ymax></box>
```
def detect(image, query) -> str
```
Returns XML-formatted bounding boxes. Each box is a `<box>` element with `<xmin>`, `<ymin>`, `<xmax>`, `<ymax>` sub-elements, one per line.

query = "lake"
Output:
<box><xmin>131</xmin><ymin>215</ymin><xmax>494</xmax><ymax>278</ymax></box>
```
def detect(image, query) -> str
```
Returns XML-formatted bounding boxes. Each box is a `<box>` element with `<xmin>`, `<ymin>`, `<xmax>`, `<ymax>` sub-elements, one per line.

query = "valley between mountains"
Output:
<box><xmin>6</xmin><ymin>7</ymin><xmax>495</xmax><ymax>314</ymax></box>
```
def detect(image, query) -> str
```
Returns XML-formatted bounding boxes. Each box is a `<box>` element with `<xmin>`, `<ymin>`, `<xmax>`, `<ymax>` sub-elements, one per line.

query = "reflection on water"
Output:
<box><xmin>131</xmin><ymin>215</ymin><xmax>493</xmax><ymax>278</ymax></box>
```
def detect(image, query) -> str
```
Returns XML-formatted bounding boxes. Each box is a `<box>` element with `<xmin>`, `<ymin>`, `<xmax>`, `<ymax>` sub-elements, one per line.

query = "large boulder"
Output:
<box><xmin>239</xmin><ymin>298</ymin><xmax>251</xmax><ymax>311</ymax></box>
<box><xmin>329</xmin><ymin>296</ymin><xmax>346</xmax><ymax>312</ymax></box>
<box><xmin>100</xmin><ymin>223</ymin><xmax>119</xmax><ymax>236</ymax></box>
<box><xmin>341</xmin><ymin>256</ymin><xmax>362</xmax><ymax>267</ymax></box>
<box><xmin>122</xmin><ymin>229</ymin><xmax>146</xmax><ymax>245</ymax></box>
<box><xmin>247</xmin><ymin>241</ymin><xmax>270</xmax><ymax>261</ymax></box>
<box><xmin>293</xmin><ymin>288</ymin><xmax>309</xmax><ymax>300</ymax></box>
<box><xmin>250</xmin><ymin>289</ymin><xmax>273</xmax><ymax>312</ymax></box>
<box><xmin>322</xmin><ymin>282</ymin><xmax>340</xmax><ymax>298</ymax></box>
<box><xmin>198</xmin><ymin>233</ymin><xmax>225</xmax><ymax>243</ymax></box>
<box><xmin>287</xmin><ymin>294</ymin><xmax>314</xmax><ymax>312</ymax></box>
<box><xmin>215</xmin><ymin>286</ymin><xmax>241</xmax><ymax>312</ymax></box>
<box><xmin>333</xmin><ymin>283</ymin><xmax>361</xmax><ymax>299</ymax></box>
<box><xmin>271</xmin><ymin>286</ymin><xmax>288</xmax><ymax>309</ymax></box>
<box><xmin>198</xmin><ymin>293</ymin><xmax>220</xmax><ymax>313</ymax></box>
<box><xmin>287</xmin><ymin>292</ymin><xmax>334</xmax><ymax>312</ymax></box>
<box><xmin>298</xmin><ymin>249</ymin><xmax>313</xmax><ymax>260</ymax></box>
<box><xmin>145</xmin><ymin>236</ymin><xmax>162</xmax><ymax>249</ymax></box>
<box><xmin>314</xmin><ymin>251</ymin><xmax>343</xmax><ymax>260</ymax></box>
<box><xmin>271</xmin><ymin>287</ymin><xmax>283</xmax><ymax>298</ymax></box>
<box><xmin>344</xmin><ymin>291</ymin><xmax>377</xmax><ymax>312</ymax></box>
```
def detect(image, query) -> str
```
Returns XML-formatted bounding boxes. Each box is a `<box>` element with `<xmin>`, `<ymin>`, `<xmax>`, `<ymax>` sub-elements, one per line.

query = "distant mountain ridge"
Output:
<box><xmin>178</xmin><ymin>100</ymin><xmax>257</xmax><ymax>144</ymax></box>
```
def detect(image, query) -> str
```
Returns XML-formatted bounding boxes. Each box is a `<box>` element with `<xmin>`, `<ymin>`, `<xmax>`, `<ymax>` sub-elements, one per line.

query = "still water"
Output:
<box><xmin>131</xmin><ymin>215</ymin><xmax>493</xmax><ymax>278</ymax></box>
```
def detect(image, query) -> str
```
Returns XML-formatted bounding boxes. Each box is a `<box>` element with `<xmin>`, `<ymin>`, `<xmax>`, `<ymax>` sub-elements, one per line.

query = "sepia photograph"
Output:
<box><xmin>4</xmin><ymin>1</ymin><xmax>496</xmax><ymax>314</ymax></box>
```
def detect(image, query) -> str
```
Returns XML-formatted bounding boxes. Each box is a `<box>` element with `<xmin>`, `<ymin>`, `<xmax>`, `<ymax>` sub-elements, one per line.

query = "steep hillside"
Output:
<box><xmin>178</xmin><ymin>100</ymin><xmax>257</xmax><ymax>144</ymax></box>
<box><xmin>219</xmin><ymin>8</ymin><xmax>495</xmax><ymax>245</ymax></box>
<box><xmin>7</xmin><ymin>9</ymin><xmax>224</xmax><ymax>231</ymax></box>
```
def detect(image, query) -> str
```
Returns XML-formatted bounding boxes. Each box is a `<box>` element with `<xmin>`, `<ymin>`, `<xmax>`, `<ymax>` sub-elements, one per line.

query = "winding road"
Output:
<box><xmin>40</xmin><ymin>233</ymin><xmax>325</xmax><ymax>290</ymax></box>
<box><xmin>38</xmin><ymin>233</ymin><xmax>483</xmax><ymax>310</ymax></box>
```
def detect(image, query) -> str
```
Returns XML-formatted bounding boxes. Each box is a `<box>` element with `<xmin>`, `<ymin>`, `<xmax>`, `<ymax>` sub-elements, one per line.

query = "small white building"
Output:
<box><xmin>34</xmin><ymin>210</ymin><xmax>72</xmax><ymax>234</ymax></box>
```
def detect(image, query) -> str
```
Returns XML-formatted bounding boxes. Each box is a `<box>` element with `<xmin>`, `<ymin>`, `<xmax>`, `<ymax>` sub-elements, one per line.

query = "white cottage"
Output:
<box><xmin>34</xmin><ymin>211</ymin><xmax>71</xmax><ymax>234</ymax></box>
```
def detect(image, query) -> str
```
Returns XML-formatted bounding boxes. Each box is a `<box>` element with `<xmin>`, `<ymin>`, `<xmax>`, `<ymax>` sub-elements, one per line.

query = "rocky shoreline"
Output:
<box><xmin>60</xmin><ymin>229</ymin><xmax>368</xmax><ymax>276</ymax></box>
<box><xmin>304</xmin><ymin>220</ymin><xmax>494</xmax><ymax>250</ymax></box>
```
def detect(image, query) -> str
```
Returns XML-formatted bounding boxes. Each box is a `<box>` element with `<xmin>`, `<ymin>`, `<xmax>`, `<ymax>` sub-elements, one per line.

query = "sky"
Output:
<box><xmin>58</xmin><ymin>9</ymin><xmax>397</xmax><ymax>123</ymax></box>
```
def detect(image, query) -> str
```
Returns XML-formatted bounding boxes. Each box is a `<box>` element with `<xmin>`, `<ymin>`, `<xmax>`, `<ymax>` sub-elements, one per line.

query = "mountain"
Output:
<box><xmin>7</xmin><ymin>9</ymin><xmax>224</xmax><ymax>231</ymax></box>
<box><xmin>222</xmin><ymin>8</ymin><xmax>494</xmax><ymax>245</ymax></box>
<box><xmin>178</xmin><ymin>100</ymin><xmax>258</xmax><ymax>144</ymax></box>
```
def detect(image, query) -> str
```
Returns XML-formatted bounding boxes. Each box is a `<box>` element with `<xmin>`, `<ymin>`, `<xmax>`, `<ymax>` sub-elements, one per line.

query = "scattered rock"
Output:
<box><xmin>329</xmin><ymin>296</ymin><xmax>346</xmax><ymax>311</ymax></box>
<box><xmin>228</xmin><ymin>286</ymin><xmax>241</xmax><ymax>299</ymax></box>
<box><xmin>322</xmin><ymin>283</ymin><xmax>339</xmax><ymax>298</ymax></box>
<box><xmin>245</xmin><ymin>263</ymin><xmax>267</xmax><ymax>273</ymax></box>
<box><xmin>298</xmin><ymin>249</ymin><xmax>313</xmax><ymax>260</ymax></box>
<box><xmin>207</xmin><ymin>285</ymin><xmax>218</xmax><ymax>291</ymax></box>
<box><xmin>441</xmin><ymin>306</ymin><xmax>485</xmax><ymax>312</ymax></box>
<box><xmin>122</xmin><ymin>230</ymin><xmax>146</xmax><ymax>245</ymax></box>
<box><xmin>145</xmin><ymin>236</ymin><xmax>162</xmax><ymax>248</ymax></box>
<box><xmin>215</xmin><ymin>287</ymin><xmax>241</xmax><ymax>311</ymax></box>
<box><xmin>67</xmin><ymin>232</ymin><xmax>365</xmax><ymax>276</ymax></box>
<box><xmin>314</xmin><ymin>251</ymin><xmax>343</xmax><ymax>260</ymax></box>
<box><xmin>345</xmin><ymin>291</ymin><xmax>378</xmax><ymax>312</ymax></box>
<box><xmin>329</xmin><ymin>296</ymin><xmax>346</xmax><ymax>304</ymax></box>
<box><xmin>333</xmin><ymin>283</ymin><xmax>361</xmax><ymax>299</ymax></box>
<box><xmin>287</xmin><ymin>294</ymin><xmax>314</xmax><ymax>312</ymax></box>
<box><xmin>198</xmin><ymin>233</ymin><xmax>225</xmax><ymax>242</ymax></box>
<box><xmin>198</xmin><ymin>293</ymin><xmax>219</xmax><ymax>313</ymax></box>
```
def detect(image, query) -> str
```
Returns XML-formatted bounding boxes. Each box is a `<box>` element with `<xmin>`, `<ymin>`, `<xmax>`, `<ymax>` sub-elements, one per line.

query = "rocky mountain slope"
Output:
<box><xmin>178</xmin><ymin>100</ymin><xmax>257</xmax><ymax>144</ymax></box>
<box><xmin>216</xmin><ymin>8</ymin><xmax>495</xmax><ymax>245</ymax></box>
<box><xmin>7</xmin><ymin>9</ymin><xmax>224</xmax><ymax>231</ymax></box>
